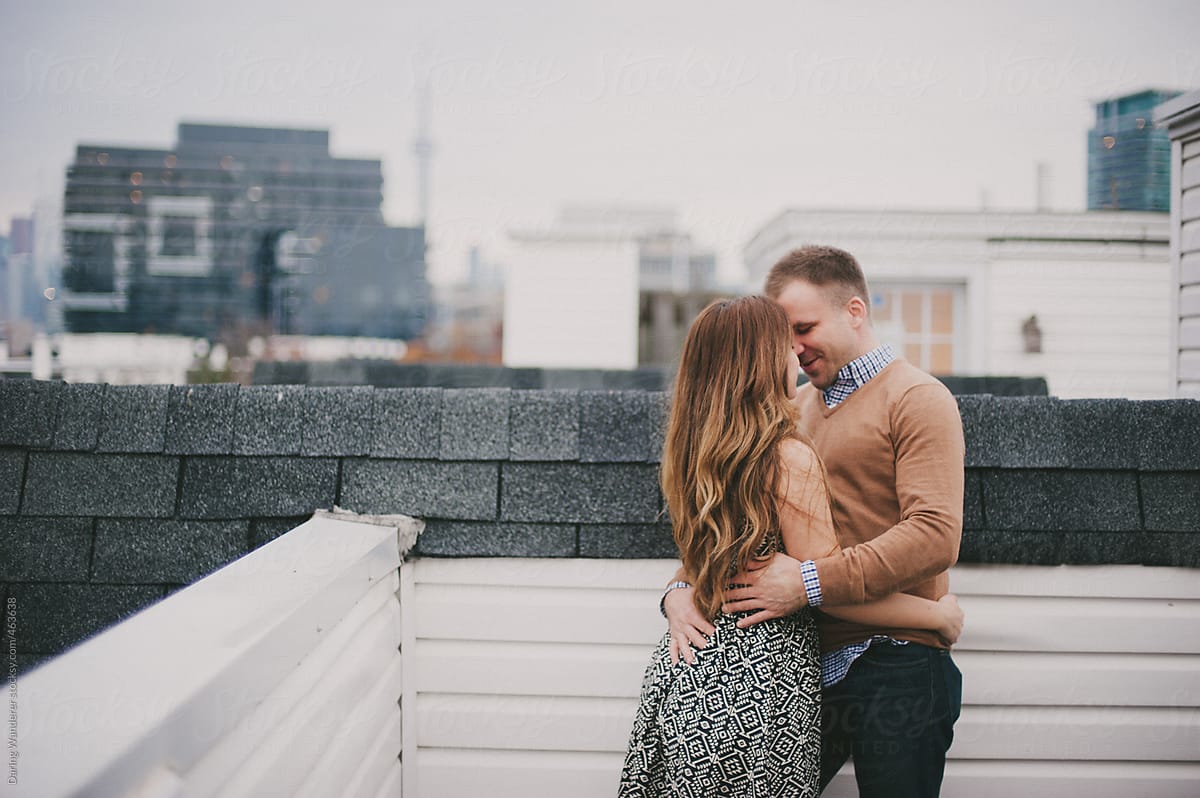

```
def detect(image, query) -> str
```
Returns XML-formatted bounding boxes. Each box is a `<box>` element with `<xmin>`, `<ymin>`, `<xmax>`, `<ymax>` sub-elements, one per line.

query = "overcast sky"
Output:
<box><xmin>2</xmin><ymin>0</ymin><xmax>1198</xmax><ymax>285</ymax></box>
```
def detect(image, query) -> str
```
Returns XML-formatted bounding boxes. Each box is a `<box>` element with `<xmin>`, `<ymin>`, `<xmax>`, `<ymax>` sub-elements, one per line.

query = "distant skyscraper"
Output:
<box><xmin>61</xmin><ymin>123</ymin><xmax>429</xmax><ymax>341</ymax></box>
<box><xmin>9</xmin><ymin>218</ymin><xmax>33</xmax><ymax>255</ymax></box>
<box><xmin>413</xmin><ymin>80</ymin><xmax>434</xmax><ymax>228</ymax></box>
<box><xmin>3</xmin><ymin>217</ymin><xmax>39</xmax><ymax>335</ymax></box>
<box><xmin>1088</xmin><ymin>89</ymin><xmax>1181</xmax><ymax>212</ymax></box>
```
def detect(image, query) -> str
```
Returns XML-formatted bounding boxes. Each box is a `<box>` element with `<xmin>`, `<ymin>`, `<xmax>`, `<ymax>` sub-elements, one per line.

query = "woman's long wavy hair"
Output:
<box><xmin>661</xmin><ymin>296</ymin><xmax>800</xmax><ymax>620</ymax></box>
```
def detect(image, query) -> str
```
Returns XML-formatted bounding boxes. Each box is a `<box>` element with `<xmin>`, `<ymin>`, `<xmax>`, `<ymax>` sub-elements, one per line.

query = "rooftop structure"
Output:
<box><xmin>744</xmin><ymin>208</ymin><xmax>1170</xmax><ymax>398</ymax></box>
<box><xmin>505</xmin><ymin>205</ymin><xmax>720</xmax><ymax>369</ymax></box>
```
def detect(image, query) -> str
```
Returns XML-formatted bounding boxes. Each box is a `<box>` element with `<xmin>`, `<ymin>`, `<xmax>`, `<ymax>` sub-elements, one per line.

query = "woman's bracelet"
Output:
<box><xmin>659</xmin><ymin>580</ymin><xmax>692</xmax><ymax>618</ymax></box>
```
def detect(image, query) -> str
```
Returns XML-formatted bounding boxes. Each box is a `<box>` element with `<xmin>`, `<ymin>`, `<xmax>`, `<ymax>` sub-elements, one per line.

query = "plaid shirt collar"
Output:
<box><xmin>821</xmin><ymin>344</ymin><xmax>896</xmax><ymax>408</ymax></box>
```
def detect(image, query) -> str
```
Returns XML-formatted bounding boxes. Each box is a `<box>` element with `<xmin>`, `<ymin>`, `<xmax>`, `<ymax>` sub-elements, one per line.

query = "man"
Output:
<box><xmin>662</xmin><ymin>245</ymin><xmax>964</xmax><ymax>797</ymax></box>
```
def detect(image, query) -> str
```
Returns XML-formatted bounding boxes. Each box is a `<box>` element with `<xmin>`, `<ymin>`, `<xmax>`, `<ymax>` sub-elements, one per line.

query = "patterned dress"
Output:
<box><xmin>619</xmin><ymin>547</ymin><xmax>823</xmax><ymax>796</ymax></box>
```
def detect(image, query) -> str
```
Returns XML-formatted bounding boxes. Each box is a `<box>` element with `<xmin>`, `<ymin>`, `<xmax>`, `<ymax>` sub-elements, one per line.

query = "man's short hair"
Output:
<box><xmin>764</xmin><ymin>245</ymin><xmax>870</xmax><ymax>311</ymax></box>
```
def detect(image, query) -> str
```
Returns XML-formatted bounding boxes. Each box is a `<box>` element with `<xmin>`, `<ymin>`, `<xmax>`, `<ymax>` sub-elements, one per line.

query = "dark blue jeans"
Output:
<box><xmin>819</xmin><ymin>642</ymin><xmax>962</xmax><ymax>797</ymax></box>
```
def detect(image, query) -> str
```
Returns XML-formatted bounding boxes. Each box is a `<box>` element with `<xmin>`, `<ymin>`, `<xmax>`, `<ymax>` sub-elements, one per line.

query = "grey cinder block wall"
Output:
<box><xmin>1</xmin><ymin>380</ymin><xmax>1198</xmax><ymax>673</ymax></box>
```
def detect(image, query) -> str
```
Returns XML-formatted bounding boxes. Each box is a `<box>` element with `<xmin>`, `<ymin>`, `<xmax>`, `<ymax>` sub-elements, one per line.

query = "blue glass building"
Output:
<box><xmin>1088</xmin><ymin>89</ymin><xmax>1181</xmax><ymax>212</ymax></box>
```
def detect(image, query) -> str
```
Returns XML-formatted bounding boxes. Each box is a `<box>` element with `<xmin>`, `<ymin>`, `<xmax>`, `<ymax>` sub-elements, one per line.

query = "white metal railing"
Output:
<box><xmin>10</xmin><ymin>510</ymin><xmax>421</xmax><ymax>798</ymax></box>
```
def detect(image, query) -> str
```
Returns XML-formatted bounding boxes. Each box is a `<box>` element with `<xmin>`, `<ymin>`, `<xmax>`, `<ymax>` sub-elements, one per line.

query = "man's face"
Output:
<box><xmin>773</xmin><ymin>279</ymin><xmax>862</xmax><ymax>391</ymax></box>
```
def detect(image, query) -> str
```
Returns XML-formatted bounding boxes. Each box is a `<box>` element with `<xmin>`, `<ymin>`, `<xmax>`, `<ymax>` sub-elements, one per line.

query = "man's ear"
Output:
<box><xmin>846</xmin><ymin>295</ymin><xmax>868</xmax><ymax>329</ymax></box>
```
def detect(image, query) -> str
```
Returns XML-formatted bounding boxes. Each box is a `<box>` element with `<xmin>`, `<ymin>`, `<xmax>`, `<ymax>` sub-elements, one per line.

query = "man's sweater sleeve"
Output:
<box><xmin>812</xmin><ymin>381</ymin><xmax>965</xmax><ymax>606</ymax></box>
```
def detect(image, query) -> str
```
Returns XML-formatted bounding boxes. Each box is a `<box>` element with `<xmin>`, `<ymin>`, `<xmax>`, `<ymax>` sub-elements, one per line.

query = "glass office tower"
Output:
<box><xmin>1087</xmin><ymin>89</ymin><xmax>1181</xmax><ymax>212</ymax></box>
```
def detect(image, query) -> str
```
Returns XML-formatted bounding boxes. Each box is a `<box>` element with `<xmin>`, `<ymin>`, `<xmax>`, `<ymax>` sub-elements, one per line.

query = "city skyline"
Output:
<box><xmin>3</xmin><ymin>0</ymin><xmax>1199</xmax><ymax>286</ymax></box>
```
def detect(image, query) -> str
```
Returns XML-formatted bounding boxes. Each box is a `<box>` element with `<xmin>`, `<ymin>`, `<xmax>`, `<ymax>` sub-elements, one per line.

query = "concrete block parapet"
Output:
<box><xmin>92</xmin><ymin>519</ymin><xmax>249</xmax><ymax>582</ymax></box>
<box><xmin>958</xmin><ymin>396</ymin><xmax>1142</xmax><ymax>469</ymax></box>
<box><xmin>341</xmin><ymin>459</ymin><xmax>498</xmax><ymax>520</ymax></box>
<box><xmin>8</xmin><ymin>582</ymin><xmax>163</xmax><ymax>653</ymax></box>
<box><xmin>1</xmin><ymin>381</ymin><xmax>1198</xmax><ymax>669</ymax></box>
<box><xmin>369</xmin><ymin>388</ymin><xmax>442</xmax><ymax>458</ymax></box>
<box><xmin>0</xmin><ymin>517</ymin><xmax>92</xmax><ymax>580</ymax></box>
<box><xmin>0</xmin><ymin>449</ymin><xmax>24</xmax><ymax>513</ymax></box>
<box><xmin>22</xmin><ymin>452</ymin><xmax>179</xmax><ymax>517</ymax></box>
<box><xmin>300</xmin><ymin>386</ymin><xmax>375</xmax><ymax>456</ymax></box>
<box><xmin>510</xmin><ymin>390</ymin><xmax>579</xmax><ymax>461</ymax></box>
<box><xmin>178</xmin><ymin>456</ymin><xmax>339</xmax><ymax>519</ymax></box>
<box><xmin>233</xmin><ymin>385</ymin><xmax>306</xmax><ymax>455</ymax></box>
<box><xmin>501</xmin><ymin>462</ymin><xmax>661</xmax><ymax>524</ymax></box>
<box><xmin>97</xmin><ymin>384</ymin><xmax>171</xmax><ymax>453</ymax></box>
<box><xmin>963</xmin><ymin>471</ymin><xmax>984</xmax><ymax>530</ymax></box>
<box><xmin>1134</xmin><ymin>400</ymin><xmax>1200</xmax><ymax>470</ymax></box>
<box><xmin>165</xmin><ymin>383</ymin><xmax>239</xmax><ymax>454</ymax></box>
<box><xmin>52</xmin><ymin>383</ymin><xmax>104</xmax><ymax>451</ymax></box>
<box><xmin>958</xmin><ymin>529</ymin><xmax>1198</xmax><ymax>568</ymax></box>
<box><xmin>418</xmin><ymin>521</ymin><xmax>576</xmax><ymax>557</ymax></box>
<box><xmin>579</xmin><ymin>391</ymin><xmax>653</xmax><ymax>463</ymax></box>
<box><xmin>440</xmin><ymin>388</ymin><xmax>510</xmax><ymax>459</ymax></box>
<box><xmin>578</xmin><ymin>523</ymin><xmax>676</xmax><ymax>559</ymax></box>
<box><xmin>1140</xmin><ymin>472</ymin><xmax>1200</xmax><ymax>532</ymax></box>
<box><xmin>0</xmin><ymin>379</ymin><xmax>60</xmax><ymax>448</ymax></box>
<box><xmin>980</xmin><ymin>470</ymin><xmax>1141</xmax><ymax>533</ymax></box>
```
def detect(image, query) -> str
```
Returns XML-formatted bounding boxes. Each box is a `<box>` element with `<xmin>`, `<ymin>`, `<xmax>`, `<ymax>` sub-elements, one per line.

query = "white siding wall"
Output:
<box><xmin>985</xmin><ymin>249</ymin><xmax>1172</xmax><ymax>398</ymax></box>
<box><xmin>1176</xmin><ymin>135</ymin><xmax>1200</xmax><ymax>396</ymax></box>
<box><xmin>405</xmin><ymin>558</ymin><xmax>1200</xmax><ymax>798</ymax></box>
<box><xmin>14</xmin><ymin>513</ymin><xmax>414</xmax><ymax>798</ymax></box>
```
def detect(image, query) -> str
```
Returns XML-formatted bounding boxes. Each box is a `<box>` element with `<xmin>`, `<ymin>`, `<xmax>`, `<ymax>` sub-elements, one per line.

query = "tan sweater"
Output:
<box><xmin>797</xmin><ymin>359</ymin><xmax>965</xmax><ymax>651</ymax></box>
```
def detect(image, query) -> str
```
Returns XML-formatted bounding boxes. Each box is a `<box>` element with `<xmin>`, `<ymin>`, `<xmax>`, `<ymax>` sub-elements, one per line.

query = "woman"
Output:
<box><xmin>619</xmin><ymin>296</ymin><xmax>961</xmax><ymax>797</ymax></box>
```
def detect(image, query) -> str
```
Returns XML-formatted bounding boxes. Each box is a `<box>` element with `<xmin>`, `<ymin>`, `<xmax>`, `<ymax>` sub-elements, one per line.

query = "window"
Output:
<box><xmin>870</xmin><ymin>284</ymin><xmax>963</xmax><ymax>374</ymax></box>
<box><xmin>160</xmin><ymin>216</ymin><xmax>197</xmax><ymax>256</ymax></box>
<box><xmin>65</xmin><ymin>231</ymin><xmax>116</xmax><ymax>292</ymax></box>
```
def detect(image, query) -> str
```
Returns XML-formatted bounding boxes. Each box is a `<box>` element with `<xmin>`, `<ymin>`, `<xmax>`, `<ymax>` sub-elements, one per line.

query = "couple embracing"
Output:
<box><xmin>620</xmin><ymin>246</ymin><xmax>965</xmax><ymax>798</ymax></box>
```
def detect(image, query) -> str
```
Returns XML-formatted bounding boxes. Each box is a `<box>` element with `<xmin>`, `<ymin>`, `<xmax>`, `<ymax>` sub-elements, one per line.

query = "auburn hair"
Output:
<box><xmin>661</xmin><ymin>296</ymin><xmax>801</xmax><ymax>620</ymax></box>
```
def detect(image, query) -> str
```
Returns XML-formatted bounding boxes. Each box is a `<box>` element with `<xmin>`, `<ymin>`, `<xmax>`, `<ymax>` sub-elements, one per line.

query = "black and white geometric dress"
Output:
<box><xmin>618</xmin><ymin>551</ymin><xmax>823</xmax><ymax>796</ymax></box>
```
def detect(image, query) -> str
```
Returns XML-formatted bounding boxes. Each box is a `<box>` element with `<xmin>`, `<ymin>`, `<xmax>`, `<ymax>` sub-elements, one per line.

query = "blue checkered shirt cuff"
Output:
<box><xmin>799</xmin><ymin>559</ymin><xmax>823</xmax><ymax>607</ymax></box>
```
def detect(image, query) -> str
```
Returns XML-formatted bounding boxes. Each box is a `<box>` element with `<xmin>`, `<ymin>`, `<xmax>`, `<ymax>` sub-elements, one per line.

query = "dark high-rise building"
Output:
<box><xmin>1088</xmin><ymin>89</ymin><xmax>1181</xmax><ymax>212</ymax></box>
<box><xmin>61</xmin><ymin>123</ymin><xmax>429</xmax><ymax>341</ymax></box>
